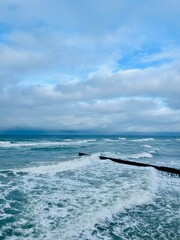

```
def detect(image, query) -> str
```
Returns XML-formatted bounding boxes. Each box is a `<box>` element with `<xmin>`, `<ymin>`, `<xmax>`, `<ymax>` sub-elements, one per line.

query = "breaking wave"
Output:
<box><xmin>0</xmin><ymin>139</ymin><xmax>96</xmax><ymax>148</ymax></box>
<box><xmin>1</xmin><ymin>135</ymin><xmax>179</xmax><ymax>240</ymax></box>
<box><xmin>103</xmin><ymin>138</ymin><xmax>126</xmax><ymax>142</ymax></box>
<box><xmin>143</xmin><ymin>144</ymin><xmax>152</xmax><ymax>148</ymax></box>
<box><xmin>128</xmin><ymin>152</ymin><xmax>153</xmax><ymax>159</ymax></box>
<box><xmin>17</xmin><ymin>154</ymin><xmax>99</xmax><ymax>174</ymax></box>
<box><xmin>131</xmin><ymin>138</ymin><xmax>154</xmax><ymax>142</ymax></box>
<box><xmin>0</xmin><ymin>157</ymin><xmax>158</xmax><ymax>240</ymax></box>
<box><xmin>101</xmin><ymin>151</ymin><xmax>153</xmax><ymax>160</ymax></box>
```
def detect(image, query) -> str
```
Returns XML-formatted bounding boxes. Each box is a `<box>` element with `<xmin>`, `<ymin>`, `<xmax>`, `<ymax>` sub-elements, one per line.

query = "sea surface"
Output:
<box><xmin>0</xmin><ymin>135</ymin><xmax>179</xmax><ymax>240</ymax></box>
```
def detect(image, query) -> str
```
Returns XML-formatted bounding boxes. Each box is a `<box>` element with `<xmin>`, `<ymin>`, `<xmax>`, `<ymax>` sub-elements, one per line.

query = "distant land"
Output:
<box><xmin>0</xmin><ymin>128</ymin><xmax>180</xmax><ymax>136</ymax></box>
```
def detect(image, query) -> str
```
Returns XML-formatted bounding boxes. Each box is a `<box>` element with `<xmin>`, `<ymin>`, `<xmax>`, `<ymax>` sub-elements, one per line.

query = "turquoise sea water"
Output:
<box><xmin>0</xmin><ymin>135</ymin><xmax>179</xmax><ymax>239</ymax></box>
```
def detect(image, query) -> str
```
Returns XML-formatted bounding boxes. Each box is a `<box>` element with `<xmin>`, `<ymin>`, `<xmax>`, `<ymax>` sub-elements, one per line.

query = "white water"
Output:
<box><xmin>128</xmin><ymin>152</ymin><xmax>153</xmax><ymax>159</ymax></box>
<box><xmin>1</xmin><ymin>136</ymin><xmax>179</xmax><ymax>240</ymax></box>
<box><xmin>102</xmin><ymin>151</ymin><xmax>154</xmax><ymax>160</ymax></box>
<box><xmin>18</xmin><ymin>155</ymin><xmax>95</xmax><ymax>174</ymax></box>
<box><xmin>143</xmin><ymin>144</ymin><xmax>152</xmax><ymax>148</ymax></box>
<box><xmin>0</xmin><ymin>140</ymin><xmax>96</xmax><ymax>148</ymax></box>
<box><xmin>130</xmin><ymin>138</ymin><xmax>154</xmax><ymax>142</ymax></box>
<box><xmin>1</xmin><ymin>154</ymin><xmax>159</xmax><ymax>240</ymax></box>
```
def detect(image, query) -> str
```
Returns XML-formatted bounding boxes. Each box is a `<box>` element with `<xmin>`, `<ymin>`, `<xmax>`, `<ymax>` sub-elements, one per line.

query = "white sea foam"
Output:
<box><xmin>128</xmin><ymin>152</ymin><xmax>153</xmax><ymax>159</ymax></box>
<box><xmin>6</xmin><ymin>162</ymin><xmax>158</xmax><ymax>240</ymax></box>
<box><xmin>0</xmin><ymin>150</ymin><xmax>160</xmax><ymax>240</ymax></box>
<box><xmin>0</xmin><ymin>141</ymin><xmax>13</xmax><ymax>147</ymax></box>
<box><xmin>131</xmin><ymin>138</ymin><xmax>154</xmax><ymax>142</ymax></box>
<box><xmin>0</xmin><ymin>136</ymin><xmax>179</xmax><ymax>240</ymax></box>
<box><xmin>103</xmin><ymin>139</ymin><xmax>121</xmax><ymax>142</ymax></box>
<box><xmin>0</xmin><ymin>140</ymin><xmax>95</xmax><ymax>148</ymax></box>
<box><xmin>18</xmin><ymin>157</ymin><xmax>94</xmax><ymax>174</ymax></box>
<box><xmin>103</xmin><ymin>138</ymin><xmax>115</xmax><ymax>142</ymax></box>
<box><xmin>118</xmin><ymin>138</ymin><xmax>126</xmax><ymax>140</ymax></box>
<box><xmin>143</xmin><ymin>144</ymin><xmax>152</xmax><ymax>148</ymax></box>
<box><xmin>87</xmin><ymin>139</ymin><xmax>96</xmax><ymax>142</ymax></box>
<box><xmin>155</xmin><ymin>147</ymin><xmax>160</xmax><ymax>150</ymax></box>
<box><xmin>99</xmin><ymin>151</ymin><xmax>153</xmax><ymax>160</ymax></box>
<box><xmin>0</xmin><ymin>213</ymin><xmax>14</xmax><ymax>220</ymax></box>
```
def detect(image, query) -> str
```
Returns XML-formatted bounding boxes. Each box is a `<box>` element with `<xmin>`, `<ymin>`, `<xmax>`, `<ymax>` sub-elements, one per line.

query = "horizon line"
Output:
<box><xmin>0</xmin><ymin>129</ymin><xmax>180</xmax><ymax>136</ymax></box>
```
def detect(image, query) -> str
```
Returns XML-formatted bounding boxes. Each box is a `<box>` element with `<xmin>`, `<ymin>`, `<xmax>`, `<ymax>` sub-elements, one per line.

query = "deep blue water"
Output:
<box><xmin>0</xmin><ymin>135</ymin><xmax>179</xmax><ymax>239</ymax></box>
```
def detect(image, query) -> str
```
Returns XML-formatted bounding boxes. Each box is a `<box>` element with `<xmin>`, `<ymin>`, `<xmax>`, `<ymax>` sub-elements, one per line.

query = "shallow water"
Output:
<box><xmin>0</xmin><ymin>135</ymin><xmax>179</xmax><ymax>239</ymax></box>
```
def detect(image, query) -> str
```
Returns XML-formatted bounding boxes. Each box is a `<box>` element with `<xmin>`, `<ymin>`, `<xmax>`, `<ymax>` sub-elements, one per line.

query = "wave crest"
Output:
<box><xmin>131</xmin><ymin>138</ymin><xmax>154</xmax><ymax>142</ymax></box>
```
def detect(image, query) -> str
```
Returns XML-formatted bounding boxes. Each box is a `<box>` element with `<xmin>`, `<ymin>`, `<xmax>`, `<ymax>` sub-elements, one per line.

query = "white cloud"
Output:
<box><xmin>0</xmin><ymin>0</ymin><xmax>180</xmax><ymax>133</ymax></box>
<box><xmin>0</xmin><ymin>60</ymin><xmax>180</xmax><ymax>132</ymax></box>
<box><xmin>0</xmin><ymin>44</ymin><xmax>44</xmax><ymax>70</ymax></box>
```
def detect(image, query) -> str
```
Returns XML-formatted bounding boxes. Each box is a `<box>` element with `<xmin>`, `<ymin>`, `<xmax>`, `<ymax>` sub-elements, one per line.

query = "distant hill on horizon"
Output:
<box><xmin>0</xmin><ymin>128</ymin><xmax>180</xmax><ymax>136</ymax></box>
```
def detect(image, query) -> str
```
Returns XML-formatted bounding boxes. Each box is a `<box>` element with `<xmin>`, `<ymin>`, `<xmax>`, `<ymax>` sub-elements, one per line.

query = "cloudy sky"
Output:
<box><xmin>0</xmin><ymin>0</ymin><xmax>180</xmax><ymax>134</ymax></box>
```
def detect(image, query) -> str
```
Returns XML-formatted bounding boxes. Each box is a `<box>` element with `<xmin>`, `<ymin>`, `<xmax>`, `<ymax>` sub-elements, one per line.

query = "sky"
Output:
<box><xmin>0</xmin><ymin>0</ymin><xmax>180</xmax><ymax>134</ymax></box>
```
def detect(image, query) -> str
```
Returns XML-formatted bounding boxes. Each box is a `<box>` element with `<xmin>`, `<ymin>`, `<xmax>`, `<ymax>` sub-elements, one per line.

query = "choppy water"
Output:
<box><xmin>0</xmin><ymin>135</ymin><xmax>179</xmax><ymax>240</ymax></box>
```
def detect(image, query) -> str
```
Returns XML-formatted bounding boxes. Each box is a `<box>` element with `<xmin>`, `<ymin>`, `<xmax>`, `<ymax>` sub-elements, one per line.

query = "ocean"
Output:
<box><xmin>0</xmin><ymin>135</ymin><xmax>179</xmax><ymax>240</ymax></box>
